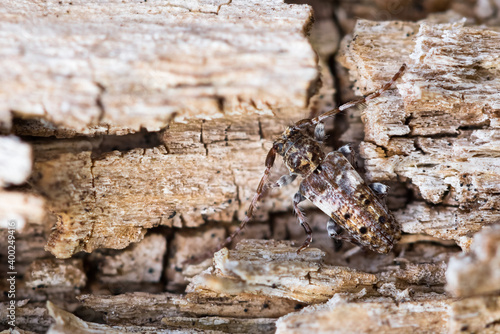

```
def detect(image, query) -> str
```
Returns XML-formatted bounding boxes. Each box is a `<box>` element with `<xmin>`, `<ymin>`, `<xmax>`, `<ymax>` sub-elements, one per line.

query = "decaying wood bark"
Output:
<box><xmin>39</xmin><ymin>239</ymin><xmax>500</xmax><ymax>333</ymax></box>
<box><xmin>276</xmin><ymin>294</ymin><xmax>452</xmax><ymax>334</ymax></box>
<box><xmin>1</xmin><ymin>0</ymin><xmax>316</xmax><ymax>135</ymax></box>
<box><xmin>47</xmin><ymin>299</ymin><xmax>278</xmax><ymax>334</ymax></box>
<box><xmin>30</xmin><ymin>116</ymin><xmax>306</xmax><ymax>259</ymax></box>
<box><xmin>275</xmin><ymin>292</ymin><xmax>500</xmax><ymax>333</ymax></box>
<box><xmin>68</xmin><ymin>240</ymin><xmax>455</xmax><ymax>332</ymax></box>
<box><xmin>333</xmin><ymin>0</ymin><xmax>476</xmax><ymax>34</ymax></box>
<box><xmin>446</xmin><ymin>224</ymin><xmax>500</xmax><ymax>298</ymax></box>
<box><xmin>1</xmin><ymin>0</ymin><xmax>321</xmax><ymax>259</ymax></box>
<box><xmin>2</xmin><ymin>0</ymin><xmax>500</xmax><ymax>332</ymax></box>
<box><xmin>1</xmin><ymin>0</ymin><xmax>322</xmax><ymax>332</ymax></box>
<box><xmin>338</xmin><ymin>18</ymin><xmax>500</xmax><ymax>250</ymax></box>
<box><xmin>0</xmin><ymin>135</ymin><xmax>43</xmax><ymax>232</ymax></box>
<box><xmin>188</xmin><ymin>240</ymin><xmax>378</xmax><ymax>304</ymax></box>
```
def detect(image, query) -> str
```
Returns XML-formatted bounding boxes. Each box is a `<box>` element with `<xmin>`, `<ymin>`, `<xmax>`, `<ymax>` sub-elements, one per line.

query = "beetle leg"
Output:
<box><xmin>326</xmin><ymin>217</ymin><xmax>373</xmax><ymax>256</ymax></box>
<box><xmin>314</xmin><ymin>122</ymin><xmax>325</xmax><ymax>142</ymax></box>
<box><xmin>293</xmin><ymin>192</ymin><xmax>313</xmax><ymax>253</ymax></box>
<box><xmin>369</xmin><ymin>182</ymin><xmax>389</xmax><ymax>200</ymax></box>
<box><xmin>326</xmin><ymin>217</ymin><xmax>344</xmax><ymax>239</ymax></box>
<box><xmin>338</xmin><ymin>143</ymin><xmax>353</xmax><ymax>156</ymax></box>
<box><xmin>219</xmin><ymin>146</ymin><xmax>277</xmax><ymax>247</ymax></box>
<box><xmin>338</xmin><ymin>144</ymin><xmax>356</xmax><ymax>167</ymax></box>
<box><xmin>326</xmin><ymin>217</ymin><xmax>358</xmax><ymax>244</ymax></box>
<box><xmin>326</xmin><ymin>217</ymin><xmax>345</xmax><ymax>251</ymax></box>
<box><xmin>184</xmin><ymin>146</ymin><xmax>278</xmax><ymax>264</ymax></box>
<box><xmin>369</xmin><ymin>182</ymin><xmax>389</xmax><ymax>195</ymax></box>
<box><xmin>270</xmin><ymin>174</ymin><xmax>297</xmax><ymax>189</ymax></box>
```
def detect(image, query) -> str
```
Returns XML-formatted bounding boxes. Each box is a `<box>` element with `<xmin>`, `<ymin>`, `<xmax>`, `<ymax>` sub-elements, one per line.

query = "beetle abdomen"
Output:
<box><xmin>299</xmin><ymin>152</ymin><xmax>401</xmax><ymax>253</ymax></box>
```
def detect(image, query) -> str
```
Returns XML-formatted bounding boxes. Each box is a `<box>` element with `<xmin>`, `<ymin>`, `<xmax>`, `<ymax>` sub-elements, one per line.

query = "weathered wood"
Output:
<box><xmin>338</xmin><ymin>18</ymin><xmax>500</xmax><ymax>250</ymax></box>
<box><xmin>446</xmin><ymin>224</ymin><xmax>500</xmax><ymax>298</ymax></box>
<box><xmin>47</xmin><ymin>298</ymin><xmax>277</xmax><ymax>333</ymax></box>
<box><xmin>2</xmin><ymin>0</ymin><xmax>317</xmax><ymax>135</ymax></box>
<box><xmin>51</xmin><ymin>238</ymin><xmax>468</xmax><ymax>333</ymax></box>
<box><xmin>68</xmin><ymin>239</ymin><xmax>453</xmax><ymax>332</ymax></box>
<box><xmin>0</xmin><ymin>301</ymin><xmax>52</xmax><ymax>333</ymax></box>
<box><xmin>76</xmin><ymin>280</ymin><xmax>304</xmax><ymax>332</ymax></box>
<box><xmin>162</xmin><ymin>317</ymin><xmax>277</xmax><ymax>334</ymax></box>
<box><xmin>0</xmin><ymin>136</ymin><xmax>32</xmax><ymax>187</ymax></box>
<box><xmin>276</xmin><ymin>293</ymin><xmax>452</xmax><ymax>334</ymax></box>
<box><xmin>46</xmin><ymin>301</ymin><xmax>167</xmax><ymax>334</ymax></box>
<box><xmin>1</xmin><ymin>0</ymin><xmax>326</xmax><ymax>259</ymax></box>
<box><xmin>276</xmin><ymin>290</ymin><xmax>500</xmax><ymax>333</ymax></box>
<box><xmin>450</xmin><ymin>296</ymin><xmax>500</xmax><ymax>333</ymax></box>
<box><xmin>394</xmin><ymin>201</ymin><xmax>500</xmax><ymax>250</ymax></box>
<box><xmin>0</xmin><ymin>191</ymin><xmax>45</xmax><ymax>231</ymax></box>
<box><xmin>39</xmin><ymin>292</ymin><xmax>500</xmax><ymax>334</ymax></box>
<box><xmin>0</xmin><ymin>222</ymin><xmax>50</xmax><ymax>281</ymax></box>
<box><xmin>24</xmin><ymin>258</ymin><xmax>86</xmax><ymax>290</ymax></box>
<box><xmin>78</xmin><ymin>291</ymin><xmax>303</xmax><ymax>325</ymax></box>
<box><xmin>334</xmin><ymin>0</ymin><xmax>472</xmax><ymax>35</ymax></box>
<box><xmin>29</xmin><ymin>116</ymin><xmax>305</xmax><ymax>258</ymax></box>
<box><xmin>90</xmin><ymin>233</ymin><xmax>166</xmax><ymax>284</ymax></box>
<box><xmin>185</xmin><ymin>238</ymin><xmax>456</xmax><ymax>302</ymax></box>
<box><xmin>0</xmin><ymin>1</ymin><xmax>321</xmax><ymax>331</ymax></box>
<box><xmin>4</xmin><ymin>0</ymin><xmax>500</xmax><ymax>331</ymax></box>
<box><xmin>187</xmin><ymin>240</ymin><xmax>378</xmax><ymax>304</ymax></box>
<box><xmin>166</xmin><ymin>227</ymin><xmax>225</xmax><ymax>290</ymax></box>
<box><xmin>0</xmin><ymin>328</ymin><xmax>38</xmax><ymax>334</ymax></box>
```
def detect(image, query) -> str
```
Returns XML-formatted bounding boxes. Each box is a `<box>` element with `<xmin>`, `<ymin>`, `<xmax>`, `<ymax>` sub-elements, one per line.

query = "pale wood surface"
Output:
<box><xmin>30</xmin><ymin>116</ymin><xmax>306</xmax><ymax>258</ymax></box>
<box><xmin>338</xmin><ymin>18</ymin><xmax>500</xmax><ymax>251</ymax></box>
<box><xmin>446</xmin><ymin>225</ymin><xmax>500</xmax><ymax>297</ymax></box>
<box><xmin>0</xmin><ymin>0</ymin><xmax>321</xmax><ymax>331</ymax></box>
<box><xmin>24</xmin><ymin>258</ymin><xmax>86</xmax><ymax>290</ymax></box>
<box><xmin>0</xmin><ymin>191</ymin><xmax>45</xmax><ymax>231</ymax></box>
<box><xmin>276</xmin><ymin>294</ymin><xmax>452</xmax><ymax>334</ymax></box>
<box><xmin>2</xmin><ymin>0</ymin><xmax>500</xmax><ymax>332</ymax></box>
<box><xmin>188</xmin><ymin>240</ymin><xmax>378</xmax><ymax>304</ymax></box>
<box><xmin>0</xmin><ymin>0</ymin><xmax>325</xmax><ymax>259</ymax></box>
<box><xmin>0</xmin><ymin>136</ymin><xmax>32</xmax><ymax>187</ymax></box>
<box><xmin>69</xmin><ymin>240</ymin><xmax>455</xmax><ymax>332</ymax></box>
<box><xmin>0</xmin><ymin>134</ymin><xmax>44</xmax><ymax>232</ymax></box>
<box><xmin>1</xmin><ymin>0</ymin><xmax>316</xmax><ymax>135</ymax></box>
<box><xmin>39</xmin><ymin>239</ymin><xmax>500</xmax><ymax>333</ymax></box>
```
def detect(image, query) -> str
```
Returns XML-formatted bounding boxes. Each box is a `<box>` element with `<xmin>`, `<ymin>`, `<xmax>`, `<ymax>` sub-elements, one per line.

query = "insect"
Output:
<box><xmin>190</xmin><ymin>64</ymin><xmax>406</xmax><ymax>263</ymax></box>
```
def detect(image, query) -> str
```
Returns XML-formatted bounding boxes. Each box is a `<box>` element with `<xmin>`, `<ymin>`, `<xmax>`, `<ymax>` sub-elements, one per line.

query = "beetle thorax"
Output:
<box><xmin>274</xmin><ymin>130</ymin><xmax>324</xmax><ymax>177</ymax></box>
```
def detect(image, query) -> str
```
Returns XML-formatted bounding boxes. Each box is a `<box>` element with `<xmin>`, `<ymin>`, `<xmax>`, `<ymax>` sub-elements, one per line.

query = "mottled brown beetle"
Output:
<box><xmin>203</xmin><ymin>64</ymin><xmax>407</xmax><ymax>261</ymax></box>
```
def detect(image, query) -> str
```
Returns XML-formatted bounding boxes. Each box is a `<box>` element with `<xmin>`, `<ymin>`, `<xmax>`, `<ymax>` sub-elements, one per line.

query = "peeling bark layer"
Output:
<box><xmin>1</xmin><ymin>0</ymin><xmax>317</xmax><ymax>134</ymax></box>
<box><xmin>338</xmin><ymin>18</ymin><xmax>500</xmax><ymax>250</ymax></box>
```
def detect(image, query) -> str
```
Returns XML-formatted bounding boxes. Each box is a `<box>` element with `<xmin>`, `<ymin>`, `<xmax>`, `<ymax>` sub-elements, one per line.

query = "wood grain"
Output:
<box><xmin>2</xmin><ymin>0</ymin><xmax>317</xmax><ymax>135</ymax></box>
<box><xmin>338</xmin><ymin>18</ymin><xmax>500</xmax><ymax>250</ymax></box>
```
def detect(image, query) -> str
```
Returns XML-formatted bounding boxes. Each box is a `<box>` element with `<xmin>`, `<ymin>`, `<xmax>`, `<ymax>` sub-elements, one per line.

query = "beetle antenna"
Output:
<box><xmin>293</xmin><ymin>63</ymin><xmax>407</xmax><ymax>130</ymax></box>
<box><xmin>184</xmin><ymin>146</ymin><xmax>277</xmax><ymax>264</ymax></box>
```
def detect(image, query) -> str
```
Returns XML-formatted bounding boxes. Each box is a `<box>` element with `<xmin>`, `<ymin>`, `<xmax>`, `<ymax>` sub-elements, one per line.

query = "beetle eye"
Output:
<box><xmin>274</xmin><ymin>142</ymin><xmax>284</xmax><ymax>153</ymax></box>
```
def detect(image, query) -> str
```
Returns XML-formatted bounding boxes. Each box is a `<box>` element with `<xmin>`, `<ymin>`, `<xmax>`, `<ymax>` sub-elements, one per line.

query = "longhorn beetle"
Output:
<box><xmin>194</xmin><ymin>64</ymin><xmax>406</xmax><ymax>262</ymax></box>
